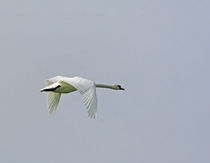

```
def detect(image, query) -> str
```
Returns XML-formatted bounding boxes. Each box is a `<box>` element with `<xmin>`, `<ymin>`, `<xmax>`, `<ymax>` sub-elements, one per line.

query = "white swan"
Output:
<box><xmin>40</xmin><ymin>76</ymin><xmax>124</xmax><ymax>118</ymax></box>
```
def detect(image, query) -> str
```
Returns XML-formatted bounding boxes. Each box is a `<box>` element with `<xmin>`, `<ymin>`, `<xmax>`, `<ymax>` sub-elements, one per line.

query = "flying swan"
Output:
<box><xmin>40</xmin><ymin>76</ymin><xmax>124</xmax><ymax>118</ymax></box>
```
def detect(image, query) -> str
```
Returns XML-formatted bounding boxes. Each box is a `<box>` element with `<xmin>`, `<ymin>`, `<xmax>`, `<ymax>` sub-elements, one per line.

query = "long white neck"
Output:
<box><xmin>96</xmin><ymin>84</ymin><xmax>116</xmax><ymax>90</ymax></box>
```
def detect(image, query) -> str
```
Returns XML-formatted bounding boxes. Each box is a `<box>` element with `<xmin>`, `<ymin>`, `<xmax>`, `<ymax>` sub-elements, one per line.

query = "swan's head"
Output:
<box><xmin>113</xmin><ymin>85</ymin><xmax>125</xmax><ymax>90</ymax></box>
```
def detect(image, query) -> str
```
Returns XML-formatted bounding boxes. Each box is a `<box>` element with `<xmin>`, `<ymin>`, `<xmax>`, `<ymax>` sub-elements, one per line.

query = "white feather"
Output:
<box><xmin>40</xmin><ymin>76</ymin><xmax>124</xmax><ymax>118</ymax></box>
<box><xmin>79</xmin><ymin>83</ymin><xmax>97</xmax><ymax>118</ymax></box>
<box><xmin>47</xmin><ymin>92</ymin><xmax>61</xmax><ymax>114</ymax></box>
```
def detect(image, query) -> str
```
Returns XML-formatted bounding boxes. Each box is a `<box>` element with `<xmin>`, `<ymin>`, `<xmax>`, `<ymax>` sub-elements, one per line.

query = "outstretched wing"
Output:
<box><xmin>63</xmin><ymin>77</ymin><xmax>98</xmax><ymax>118</ymax></box>
<box><xmin>80</xmin><ymin>84</ymin><xmax>97</xmax><ymax>118</ymax></box>
<box><xmin>47</xmin><ymin>92</ymin><xmax>61</xmax><ymax>114</ymax></box>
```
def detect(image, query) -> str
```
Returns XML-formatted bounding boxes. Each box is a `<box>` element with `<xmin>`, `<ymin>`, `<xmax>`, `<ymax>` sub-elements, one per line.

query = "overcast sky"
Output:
<box><xmin>0</xmin><ymin>0</ymin><xmax>210</xmax><ymax>163</ymax></box>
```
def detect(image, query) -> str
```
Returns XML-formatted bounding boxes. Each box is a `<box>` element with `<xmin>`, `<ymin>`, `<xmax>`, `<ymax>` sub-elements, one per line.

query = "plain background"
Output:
<box><xmin>0</xmin><ymin>0</ymin><xmax>210</xmax><ymax>162</ymax></box>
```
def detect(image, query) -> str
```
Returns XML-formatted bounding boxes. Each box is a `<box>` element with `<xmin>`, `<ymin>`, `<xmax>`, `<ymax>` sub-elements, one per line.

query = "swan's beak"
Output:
<box><xmin>120</xmin><ymin>87</ymin><xmax>125</xmax><ymax>90</ymax></box>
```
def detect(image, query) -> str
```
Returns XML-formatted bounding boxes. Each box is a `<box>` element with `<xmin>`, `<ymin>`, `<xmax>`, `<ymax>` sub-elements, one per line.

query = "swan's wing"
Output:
<box><xmin>63</xmin><ymin>77</ymin><xmax>98</xmax><ymax>118</ymax></box>
<box><xmin>80</xmin><ymin>84</ymin><xmax>97</xmax><ymax>118</ymax></box>
<box><xmin>47</xmin><ymin>92</ymin><xmax>61</xmax><ymax>114</ymax></box>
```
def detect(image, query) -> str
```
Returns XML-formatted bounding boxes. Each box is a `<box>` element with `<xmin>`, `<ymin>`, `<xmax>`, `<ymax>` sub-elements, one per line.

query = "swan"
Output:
<box><xmin>40</xmin><ymin>76</ymin><xmax>124</xmax><ymax>118</ymax></box>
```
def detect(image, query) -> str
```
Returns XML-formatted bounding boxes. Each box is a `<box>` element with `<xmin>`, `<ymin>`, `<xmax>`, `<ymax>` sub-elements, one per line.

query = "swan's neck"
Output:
<box><xmin>96</xmin><ymin>84</ymin><xmax>116</xmax><ymax>90</ymax></box>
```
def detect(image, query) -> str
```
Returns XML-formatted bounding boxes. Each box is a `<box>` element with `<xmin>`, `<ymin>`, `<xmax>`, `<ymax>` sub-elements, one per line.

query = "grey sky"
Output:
<box><xmin>0</xmin><ymin>0</ymin><xmax>210</xmax><ymax>162</ymax></box>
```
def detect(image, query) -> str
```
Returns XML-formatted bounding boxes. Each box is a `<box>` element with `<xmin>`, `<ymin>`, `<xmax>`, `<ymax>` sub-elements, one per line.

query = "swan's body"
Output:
<box><xmin>40</xmin><ymin>76</ymin><xmax>124</xmax><ymax>118</ymax></box>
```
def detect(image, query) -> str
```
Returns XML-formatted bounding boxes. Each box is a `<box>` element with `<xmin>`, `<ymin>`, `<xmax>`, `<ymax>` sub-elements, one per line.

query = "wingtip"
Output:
<box><xmin>48</xmin><ymin>107</ymin><xmax>57</xmax><ymax>115</ymax></box>
<box><xmin>88</xmin><ymin>113</ymin><xmax>97</xmax><ymax>119</ymax></box>
<box><xmin>48</xmin><ymin>110</ymin><xmax>56</xmax><ymax>115</ymax></box>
